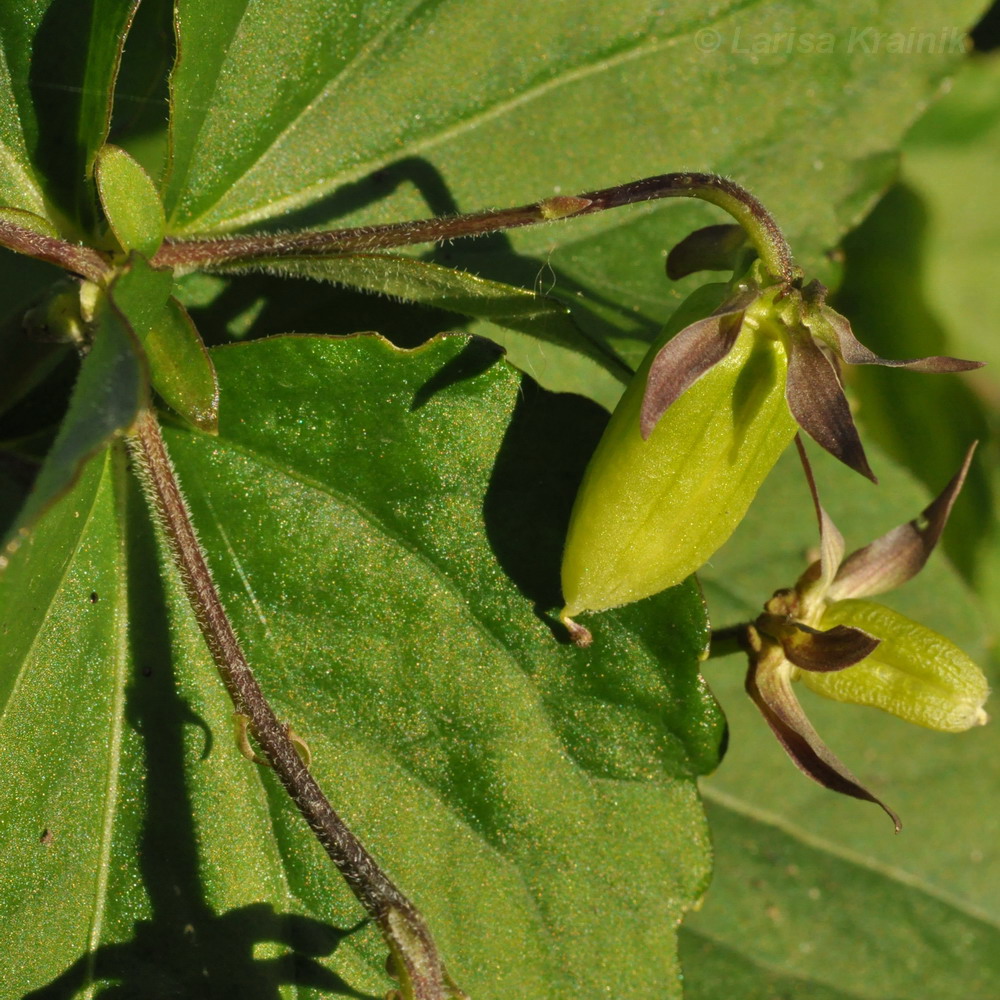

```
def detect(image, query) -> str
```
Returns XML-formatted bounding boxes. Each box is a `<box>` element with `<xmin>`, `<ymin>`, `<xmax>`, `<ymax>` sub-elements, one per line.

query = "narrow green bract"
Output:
<box><xmin>561</xmin><ymin>293</ymin><xmax>797</xmax><ymax>619</ymax></box>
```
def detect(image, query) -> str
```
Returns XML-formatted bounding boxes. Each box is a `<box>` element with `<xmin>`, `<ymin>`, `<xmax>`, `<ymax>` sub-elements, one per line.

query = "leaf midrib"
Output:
<box><xmin>699</xmin><ymin>782</ymin><xmax>1000</xmax><ymax>930</ymax></box>
<box><xmin>83</xmin><ymin>450</ymin><xmax>130</xmax><ymax>995</ymax></box>
<box><xmin>173</xmin><ymin>0</ymin><xmax>766</xmax><ymax>233</ymax></box>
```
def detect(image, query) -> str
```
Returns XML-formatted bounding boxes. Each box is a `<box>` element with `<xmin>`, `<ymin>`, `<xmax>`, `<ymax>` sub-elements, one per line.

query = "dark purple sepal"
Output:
<box><xmin>786</xmin><ymin>330</ymin><xmax>876</xmax><ymax>482</ymax></box>
<box><xmin>639</xmin><ymin>307</ymin><xmax>744</xmax><ymax>439</ymax></box>
<box><xmin>812</xmin><ymin>305</ymin><xmax>984</xmax><ymax>373</ymax></box>
<box><xmin>746</xmin><ymin>646</ymin><xmax>901</xmax><ymax>831</ymax></box>
<box><xmin>829</xmin><ymin>442</ymin><xmax>978</xmax><ymax>600</ymax></box>
<box><xmin>756</xmin><ymin>614</ymin><xmax>880</xmax><ymax>672</ymax></box>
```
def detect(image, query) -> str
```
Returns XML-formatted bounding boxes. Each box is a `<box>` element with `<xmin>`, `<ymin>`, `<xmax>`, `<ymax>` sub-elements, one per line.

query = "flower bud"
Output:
<box><xmin>798</xmin><ymin>598</ymin><xmax>989</xmax><ymax>732</ymax></box>
<box><xmin>560</xmin><ymin>283</ymin><xmax>797</xmax><ymax>619</ymax></box>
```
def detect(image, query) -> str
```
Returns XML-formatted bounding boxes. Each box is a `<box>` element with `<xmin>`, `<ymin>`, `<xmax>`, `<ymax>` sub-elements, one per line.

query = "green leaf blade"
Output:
<box><xmin>1</xmin><ymin>0</ymin><xmax>140</xmax><ymax>233</ymax></box>
<box><xmin>145</xmin><ymin>296</ymin><xmax>220</xmax><ymax>432</ymax></box>
<box><xmin>159</xmin><ymin>334</ymin><xmax>723</xmax><ymax>997</ymax></box>
<box><xmin>4</xmin><ymin>332</ymin><xmax>724</xmax><ymax>998</ymax></box>
<box><xmin>166</xmin><ymin>0</ymin><xmax>406</xmax><ymax>228</ymax></box>
<box><xmin>0</xmin><ymin>448</ymin><xmax>341</xmax><ymax>997</ymax></box>
<box><xmin>681</xmin><ymin>794</ymin><xmax>1000</xmax><ymax>999</ymax></box>
<box><xmin>0</xmin><ymin>13</ymin><xmax>49</xmax><ymax>218</ymax></box>
<box><xmin>163</xmin><ymin>1</ymin><xmax>984</xmax><ymax>409</ymax></box>
<box><xmin>108</xmin><ymin>255</ymin><xmax>219</xmax><ymax>430</ymax></box>
<box><xmin>225</xmin><ymin>252</ymin><xmax>629</xmax><ymax>408</ymax></box>
<box><xmin>96</xmin><ymin>144</ymin><xmax>166</xmax><ymax>256</ymax></box>
<box><xmin>0</xmin><ymin>450</ymin><xmax>134</xmax><ymax>995</ymax></box>
<box><xmin>8</xmin><ymin>279</ymin><xmax>151</xmax><ymax>539</ymax></box>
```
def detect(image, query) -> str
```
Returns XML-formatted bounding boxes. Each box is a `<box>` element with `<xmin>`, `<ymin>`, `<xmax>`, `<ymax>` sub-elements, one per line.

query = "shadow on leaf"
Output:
<box><xmin>483</xmin><ymin>378</ymin><xmax>608</xmax><ymax>623</ymax></box>
<box><xmin>25</xmin><ymin>470</ymin><xmax>375</xmax><ymax>1000</ymax></box>
<box><xmin>178</xmin><ymin>156</ymin><xmax>642</xmax><ymax>372</ymax></box>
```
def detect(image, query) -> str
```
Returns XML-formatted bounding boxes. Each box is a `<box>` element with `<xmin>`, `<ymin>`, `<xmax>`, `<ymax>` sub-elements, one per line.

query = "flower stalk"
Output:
<box><xmin>151</xmin><ymin>172</ymin><xmax>796</xmax><ymax>281</ymax></box>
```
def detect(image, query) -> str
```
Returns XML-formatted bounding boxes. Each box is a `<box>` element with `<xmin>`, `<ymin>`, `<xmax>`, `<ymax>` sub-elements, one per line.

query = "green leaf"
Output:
<box><xmin>145</xmin><ymin>296</ymin><xmax>220</xmax><ymax>432</ymax></box>
<box><xmin>0</xmin><ymin>447</ymin><xmax>341</xmax><ymax>997</ymax></box>
<box><xmin>106</xmin><ymin>254</ymin><xmax>219</xmax><ymax>431</ymax></box>
<box><xmin>0</xmin><ymin>0</ymin><xmax>140</xmax><ymax>232</ymax></box>
<box><xmin>680</xmin><ymin>796</ymin><xmax>1000</xmax><ymax>999</ymax></box>
<box><xmin>107</xmin><ymin>0</ymin><xmax>175</xmax><ymax>182</ymax></box>
<box><xmin>0</xmin><ymin>205</ymin><xmax>58</xmax><ymax>239</ymax></box>
<box><xmin>0</xmin><ymin>8</ymin><xmax>49</xmax><ymax>218</ymax></box>
<box><xmin>5</xmin><ymin>264</ymin><xmax>155</xmax><ymax>539</ymax></box>
<box><xmin>2</xmin><ymin>334</ymin><xmax>724</xmax><ymax>997</ymax></box>
<box><xmin>834</xmin><ymin>183</ymin><xmax>994</xmax><ymax>584</ymax></box>
<box><xmin>224</xmin><ymin>252</ymin><xmax>629</xmax><ymax>408</ymax></box>
<box><xmin>0</xmin><ymin>449</ymin><xmax>136</xmax><ymax>991</ymax></box>
<box><xmin>117</xmin><ymin>255</ymin><xmax>223</xmax><ymax>433</ymax></box>
<box><xmin>110</xmin><ymin>253</ymin><xmax>175</xmax><ymax>338</ymax></box>
<box><xmin>903</xmin><ymin>52</ymin><xmax>1000</xmax><ymax>375</ymax></box>
<box><xmin>163</xmin><ymin>1</ymin><xmax>985</xmax><ymax>404</ymax></box>
<box><xmin>901</xmin><ymin>50</ymin><xmax>1000</xmax><ymax>651</ymax></box>
<box><xmin>838</xmin><ymin>54</ymin><xmax>1000</xmax><ymax>647</ymax></box>
<box><xmin>165</xmin><ymin>1</ymin><xmax>982</xmax><ymax>241</ymax></box>
<box><xmin>96</xmin><ymin>144</ymin><xmax>166</xmax><ymax>256</ymax></box>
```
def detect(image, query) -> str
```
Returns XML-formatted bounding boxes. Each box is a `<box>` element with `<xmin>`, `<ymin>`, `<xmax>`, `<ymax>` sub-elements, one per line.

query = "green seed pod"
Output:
<box><xmin>799</xmin><ymin>599</ymin><xmax>989</xmax><ymax>732</ymax></box>
<box><xmin>560</xmin><ymin>283</ymin><xmax>797</xmax><ymax>620</ymax></box>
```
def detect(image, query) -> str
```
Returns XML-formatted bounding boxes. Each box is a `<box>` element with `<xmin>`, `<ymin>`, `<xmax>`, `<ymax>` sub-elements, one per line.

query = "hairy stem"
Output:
<box><xmin>0</xmin><ymin>217</ymin><xmax>109</xmax><ymax>282</ymax></box>
<box><xmin>126</xmin><ymin>407</ymin><xmax>465</xmax><ymax>1000</ymax></box>
<box><xmin>154</xmin><ymin>172</ymin><xmax>795</xmax><ymax>282</ymax></box>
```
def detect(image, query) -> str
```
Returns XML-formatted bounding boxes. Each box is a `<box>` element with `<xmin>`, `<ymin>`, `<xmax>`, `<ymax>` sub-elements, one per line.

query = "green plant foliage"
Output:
<box><xmin>95</xmin><ymin>144</ymin><xmax>166</xmax><ymax>256</ymax></box>
<box><xmin>10</xmin><ymin>266</ymin><xmax>153</xmax><ymax>533</ymax></box>
<box><xmin>221</xmin><ymin>252</ymin><xmax>630</xmax><ymax>408</ymax></box>
<box><xmin>1</xmin><ymin>2</ymin><xmax>997</xmax><ymax>998</ymax></box>
<box><xmin>835</xmin><ymin>52</ymin><xmax>1000</xmax><ymax>635</ymax></box>
<box><xmin>0</xmin><ymin>335</ymin><xmax>722</xmax><ymax>997</ymax></box>
<box><xmin>141</xmin><ymin>294</ymin><xmax>219</xmax><ymax>431</ymax></box>
<box><xmin>162</xmin><ymin>0</ymin><xmax>988</xmax><ymax>400</ymax></box>
<box><xmin>0</xmin><ymin>0</ymin><xmax>140</xmax><ymax>230</ymax></box>
<box><xmin>681</xmin><ymin>797</ymin><xmax>1000</xmax><ymax>1000</ymax></box>
<box><xmin>111</xmin><ymin>254</ymin><xmax>221</xmax><ymax>432</ymax></box>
